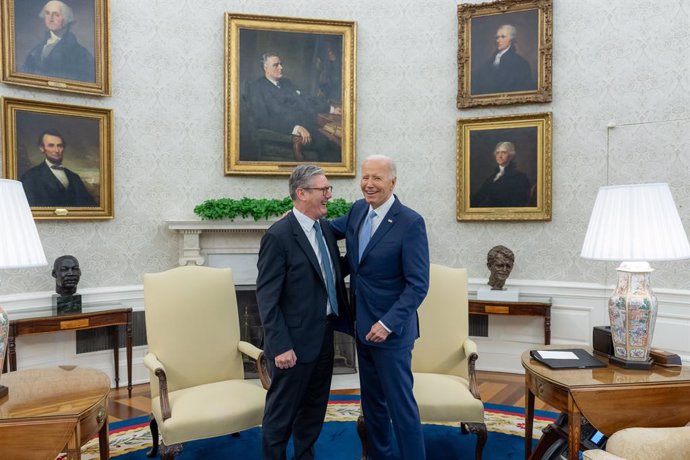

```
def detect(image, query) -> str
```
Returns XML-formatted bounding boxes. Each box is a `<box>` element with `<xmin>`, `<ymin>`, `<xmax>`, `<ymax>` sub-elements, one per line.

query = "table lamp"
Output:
<box><xmin>581</xmin><ymin>183</ymin><xmax>690</xmax><ymax>369</ymax></box>
<box><xmin>0</xmin><ymin>179</ymin><xmax>47</xmax><ymax>398</ymax></box>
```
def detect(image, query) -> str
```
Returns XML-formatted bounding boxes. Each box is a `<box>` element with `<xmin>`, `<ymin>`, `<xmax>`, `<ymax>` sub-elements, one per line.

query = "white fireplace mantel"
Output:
<box><xmin>167</xmin><ymin>219</ymin><xmax>277</xmax><ymax>284</ymax></box>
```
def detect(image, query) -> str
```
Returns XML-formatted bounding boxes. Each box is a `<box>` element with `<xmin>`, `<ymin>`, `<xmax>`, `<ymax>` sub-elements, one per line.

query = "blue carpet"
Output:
<box><xmin>114</xmin><ymin>419</ymin><xmax>538</xmax><ymax>459</ymax></box>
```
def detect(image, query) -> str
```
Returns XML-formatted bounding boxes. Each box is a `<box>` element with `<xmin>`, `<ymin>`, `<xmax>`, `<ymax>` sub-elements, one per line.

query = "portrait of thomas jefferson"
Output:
<box><xmin>469</xmin><ymin>127</ymin><xmax>538</xmax><ymax>209</ymax></box>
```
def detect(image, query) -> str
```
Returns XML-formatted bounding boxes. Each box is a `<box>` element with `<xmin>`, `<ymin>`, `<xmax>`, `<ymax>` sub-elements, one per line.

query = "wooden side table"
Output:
<box><xmin>0</xmin><ymin>366</ymin><xmax>110</xmax><ymax>459</ymax></box>
<box><xmin>469</xmin><ymin>295</ymin><xmax>552</xmax><ymax>344</ymax></box>
<box><xmin>6</xmin><ymin>304</ymin><xmax>133</xmax><ymax>397</ymax></box>
<box><xmin>522</xmin><ymin>346</ymin><xmax>690</xmax><ymax>460</ymax></box>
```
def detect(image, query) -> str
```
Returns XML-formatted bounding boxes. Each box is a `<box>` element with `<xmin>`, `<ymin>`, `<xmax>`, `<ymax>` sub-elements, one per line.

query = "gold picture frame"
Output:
<box><xmin>457</xmin><ymin>112</ymin><xmax>552</xmax><ymax>221</ymax></box>
<box><xmin>1</xmin><ymin>97</ymin><xmax>113</xmax><ymax>219</ymax></box>
<box><xmin>457</xmin><ymin>0</ymin><xmax>552</xmax><ymax>108</ymax></box>
<box><xmin>225</xmin><ymin>13</ymin><xmax>356</xmax><ymax>176</ymax></box>
<box><xmin>0</xmin><ymin>0</ymin><xmax>111</xmax><ymax>96</ymax></box>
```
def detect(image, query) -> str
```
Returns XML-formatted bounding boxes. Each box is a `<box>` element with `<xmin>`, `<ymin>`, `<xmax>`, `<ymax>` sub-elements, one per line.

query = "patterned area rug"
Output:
<box><xmin>64</xmin><ymin>395</ymin><xmax>556</xmax><ymax>459</ymax></box>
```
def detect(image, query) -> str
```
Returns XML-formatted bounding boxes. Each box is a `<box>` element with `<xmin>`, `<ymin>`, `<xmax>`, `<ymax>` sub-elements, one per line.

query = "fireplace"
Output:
<box><xmin>168</xmin><ymin>220</ymin><xmax>357</xmax><ymax>376</ymax></box>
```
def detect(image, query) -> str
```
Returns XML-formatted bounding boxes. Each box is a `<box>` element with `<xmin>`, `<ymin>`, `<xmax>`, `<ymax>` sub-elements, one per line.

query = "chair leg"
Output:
<box><xmin>356</xmin><ymin>413</ymin><xmax>369</xmax><ymax>460</ymax></box>
<box><xmin>147</xmin><ymin>415</ymin><xmax>159</xmax><ymax>457</ymax></box>
<box><xmin>464</xmin><ymin>422</ymin><xmax>488</xmax><ymax>460</ymax></box>
<box><xmin>159</xmin><ymin>442</ymin><xmax>183</xmax><ymax>460</ymax></box>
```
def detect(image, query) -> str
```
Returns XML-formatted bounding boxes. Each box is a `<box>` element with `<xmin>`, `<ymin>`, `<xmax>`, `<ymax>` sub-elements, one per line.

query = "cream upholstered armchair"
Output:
<box><xmin>583</xmin><ymin>426</ymin><xmax>690</xmax><ymax>460</ymax></box>
<box><xmin>143</xmin><ymin>266</ymin><xmax>270</xmax><ymax>459</ymax></box>
<box><xmin>411</xmin><ymin>264</ymin><xmax>486</xmax><ymax>459</ymax></box>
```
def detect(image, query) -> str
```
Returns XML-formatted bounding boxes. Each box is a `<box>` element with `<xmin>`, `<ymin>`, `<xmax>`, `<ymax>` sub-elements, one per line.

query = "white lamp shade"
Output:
<box><xmin>0</xmin><ymin>179</ymin><xmax>47</xmax><ymax>268</ymax></box>
<box><xmin>581</xmin><ymin>183</ymin><xmax>690</xmax><ymax>261</ymax></box>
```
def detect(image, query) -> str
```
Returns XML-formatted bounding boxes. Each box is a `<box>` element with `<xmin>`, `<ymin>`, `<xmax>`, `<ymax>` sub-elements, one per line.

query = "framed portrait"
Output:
<box><xmin>457</xmin><ymin>112</ymin><xmax>552</xmax><ymax>221</ymax></box>
<box><xmin>225</xmin><ymin>13</ymin><xmax>356</xmax><ymax>176</ymax></box>
<box><xmin>0</xmin><ymin>0</ymin><xmax>111</xmax><ymax>96</ymax></box>
<box><xmin>457</xmin><ymin>0</ymin><xmax>552</xmax><ymax>108</ymax></box>
<box><xmin>1</xmin><ymin>97</ymin><xmax>113</xmax><ymax>220</ymax></box>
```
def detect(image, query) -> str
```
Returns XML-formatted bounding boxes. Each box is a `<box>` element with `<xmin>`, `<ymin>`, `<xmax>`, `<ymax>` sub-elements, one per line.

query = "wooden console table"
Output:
<box><xmin>6</xmin><ymin>303</ymin><xmax>133</xmax><ymax>397</ymax></box>
<box><xmin>0</xmin><ymin>366</ymin><xmax>110</xmax><ymax>459</ymax></box>
<box><xmin>469</xmin><ymin>294</ymin><xmax>552</xmax><ymax>344</ymax></box>
<box><xmin>522</xmin><ymin>346</ymin><xmax>690</xmax><ymax>460</ymax></box>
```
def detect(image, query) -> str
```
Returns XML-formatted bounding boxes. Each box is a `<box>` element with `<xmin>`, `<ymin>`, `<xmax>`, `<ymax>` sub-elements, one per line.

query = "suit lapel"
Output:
<box><xmin>289</xmin><ymin>214</ymin><xmax>326</xmax><ymax>286</ymax></box>
<box><xmin>359</xmin><ymin>198</ymin><xmax>402</xmax><ymax>263</ymax></box>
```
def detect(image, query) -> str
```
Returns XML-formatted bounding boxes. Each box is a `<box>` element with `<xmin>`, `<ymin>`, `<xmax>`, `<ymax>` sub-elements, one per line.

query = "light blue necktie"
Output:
<box><xmin>358</xmin><ymin>210</ymin><xmax>376</xmax><ymax>262</ymax></box>
<box><xmin>314</xmin><ymin>221</ymin><xmax>338</xmax><ymax>315</ymax></box>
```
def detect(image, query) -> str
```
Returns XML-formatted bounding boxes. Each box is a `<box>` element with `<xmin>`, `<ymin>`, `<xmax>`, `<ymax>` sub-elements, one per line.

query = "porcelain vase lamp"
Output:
<box><xmin>0</xmin><ymin>179</ymin><xmax>48</xmax><ymax>398</ymax></box>
<box><xmin>581</xmin><ymin>183</ymin><xmax>690</xmax><ymax>369</ymax></box>
<box><xmin>607</xmin><ymin>262</ymin><xmax>657</xmax><ymax>366</ymax></box>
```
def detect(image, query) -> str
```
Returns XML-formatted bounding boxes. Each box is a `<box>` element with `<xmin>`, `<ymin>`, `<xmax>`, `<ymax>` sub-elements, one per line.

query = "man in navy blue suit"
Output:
<box><xmin>331</xmin><ymin>155</ymin><xmax>430</xmax><ymax>460</ymax></box>
<box><xmin>257</xmin><ymin>165</ymin><xmax>353</xmax><ymax>460</ymax></box>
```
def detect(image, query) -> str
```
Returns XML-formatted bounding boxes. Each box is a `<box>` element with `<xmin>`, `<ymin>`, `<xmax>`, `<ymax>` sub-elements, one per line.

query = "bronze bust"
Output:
<box><xmin>52</xmin><ymin>255</ymin><xmax>82</xmax><ymax>313</ymax></box>
<box><xmin>486</xmin><ymin>245</ymin><xmax>514</xmax><ymax>290</ymax></box>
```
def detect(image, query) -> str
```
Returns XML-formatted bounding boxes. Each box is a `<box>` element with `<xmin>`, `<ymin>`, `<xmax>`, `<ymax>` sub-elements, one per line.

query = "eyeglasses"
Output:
<box><xmin>301</xmin><ymin>186</ymin><xmax>333</xmax><ymax>196</ymax></box>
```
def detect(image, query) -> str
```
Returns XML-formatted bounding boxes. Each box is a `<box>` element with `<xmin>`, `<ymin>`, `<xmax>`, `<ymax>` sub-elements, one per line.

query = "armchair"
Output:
<box><xmin>583</xmin><ymin>426</ymin><xmax>690</xmax><ymax>460</ymax></box>
<box><xmin>357</xmin><ymin>264</ymin><xmax>487</xmax><ymax>459</ymax></box>
<box><xmin>143</xmin><ymin>266</ymin><xmax>270</xmax><ymax>459</ymax></box>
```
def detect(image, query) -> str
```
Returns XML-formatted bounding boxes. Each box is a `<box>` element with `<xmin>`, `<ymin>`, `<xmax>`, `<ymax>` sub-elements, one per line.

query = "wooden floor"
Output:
<box><xmin>107</xmin><ymin>370</ymin><xmax>556</xmax><ymax>423</ymax></box>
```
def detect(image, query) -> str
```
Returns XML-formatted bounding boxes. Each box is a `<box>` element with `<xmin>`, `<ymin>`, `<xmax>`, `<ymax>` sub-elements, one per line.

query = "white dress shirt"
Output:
<box><xmin>293</xmin><ymin>207</ymin><xmax>336</xmax><ymax>316</ymax></box>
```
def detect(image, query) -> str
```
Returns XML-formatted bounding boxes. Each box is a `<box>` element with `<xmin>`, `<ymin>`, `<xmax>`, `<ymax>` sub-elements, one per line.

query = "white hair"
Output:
<box><xmin>40</xmin><ymin>1</ymin><xmax>75</xmax><ymax>26</ymax></box>
<box><xmin>363</xmin><ymin>154</ymin><xmax>397</xmax><ymax>178</ymax></box>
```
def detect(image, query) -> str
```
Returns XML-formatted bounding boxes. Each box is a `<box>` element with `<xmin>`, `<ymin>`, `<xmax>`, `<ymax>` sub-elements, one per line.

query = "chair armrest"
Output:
<box><xmin>462</xmin><ymin>338</ymin><xmax>481</xmax><ymax>400</ymax></box>
<box><xmin>238</xmin><ymin>340</ymin><xmax>272</xmax><ymax>390</ymax></box>
<box><xmin>143</xmin><ymin>352</ymin><xmax>166</xmax><ymax>373</ymax></box>
<box><xmin>144</xmin><ymin>352</ymin><xmax>171</xmax><ymax>421</ymax></box>
<box><xmin>582</xmin><ymin>450</ymin><xmax>626</xmax><ymax>460</ymax></box>
<box><xmin>238</xmin><ymin>340</ymin><xmax>262</xmax><ymax>360</ymax></box>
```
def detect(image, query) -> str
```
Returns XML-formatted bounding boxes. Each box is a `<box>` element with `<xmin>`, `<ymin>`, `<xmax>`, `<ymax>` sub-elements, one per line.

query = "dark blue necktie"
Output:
<box><xmin>314</xmin><ymin>221</ymin><xmax>338</xmax><ymax>315</ymax></box>
<box><xmin>358</xmin><ymin>210</ymin><xmax>376</xmax><ymax>261</ymax></box>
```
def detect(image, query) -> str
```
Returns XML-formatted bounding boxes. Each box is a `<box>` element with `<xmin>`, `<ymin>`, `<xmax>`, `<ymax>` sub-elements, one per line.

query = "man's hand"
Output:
<box><xmin>330</xmin><ymin>106</ymin><xmax>342</xmax><ymax>115</ymax></box>
<box><xmin>295</xmin><ymin>125</ymin><xmax>312</xmax><ymax>145</ymax></box>
<box><xmin>365</xmin><ymin>322</ymin><xmax>390</xmax><ymax>343</ymax></box>
<box><xmin>274</xmin><ymin>349</ymin><xmax>297</xmax><ymax>369</ymax></box>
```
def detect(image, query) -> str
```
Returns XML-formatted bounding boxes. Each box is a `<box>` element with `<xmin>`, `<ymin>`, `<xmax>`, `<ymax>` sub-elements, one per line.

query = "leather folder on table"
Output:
<box><xmin>530</xmin><ymin>348</ymin><xmax>607</xmax><ymax>369</ymax></box>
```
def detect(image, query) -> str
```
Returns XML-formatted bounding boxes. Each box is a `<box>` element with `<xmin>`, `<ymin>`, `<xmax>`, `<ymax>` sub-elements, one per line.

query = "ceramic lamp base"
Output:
<box><xmin>609</xmin><ymin>354</ymin><xmax>654</xmax><ymax>370</ymax></box>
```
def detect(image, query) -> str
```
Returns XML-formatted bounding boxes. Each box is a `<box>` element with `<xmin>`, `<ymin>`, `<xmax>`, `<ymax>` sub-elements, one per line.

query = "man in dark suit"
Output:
<box><xmin>330</xmin><ymin>155</ymin><xmax>430</xmax><ymax>460</ymax></box>
<box><xmin>20</xmin><ymin>129</ymin><xmax>96</xmax><ymax>207</ymax></box>
<box><xmin>471</xmin><ymin>141</ymin><xmax>531</xmax><ymax>207</ymax></box>
<box><xmin>22</xmin><ymin>1</ymin><xmax>95</xmax><ymax>82</ymax></box>
<box><xmin>257</xmin><ymin>165</ymin><xmax>352</xmax><ymax>460</ymax></box>
<box><xmin>247</xmin><ymin>52</ymin><xmax>341</xmax><ymax>161</ymax></box>
<box><xmin>472</xmin><ymin>24</ymin><xmax>535</xmax><ymax>95</ymax></box>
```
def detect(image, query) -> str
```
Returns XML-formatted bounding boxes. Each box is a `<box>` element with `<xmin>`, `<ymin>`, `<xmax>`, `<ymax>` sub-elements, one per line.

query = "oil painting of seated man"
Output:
<box><xmin>242</xmin><ymin>52</ymin><xmax>342</xmax><ymax>163</ymax></box>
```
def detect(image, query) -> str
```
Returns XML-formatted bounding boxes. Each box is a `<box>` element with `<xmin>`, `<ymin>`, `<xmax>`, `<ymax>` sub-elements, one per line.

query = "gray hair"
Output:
<box><xmin>260</xmin><ymin>52</ymin><xmax>280</xmax><ymax>69</ymax></box>
<box><xmin>363</xmin><ymin>154</ymin><xmax>397</xmax><ymax>178</ymax></box>
<box><xmin>289</xmin><ymin>165</ymin><xmax>325</xmax><ymax>200</ymax></box>
<box><xmin>494</xmin><ymin>141</ymin><xmax>516</xmax><ymax>160</ymax></box>
<box><xmin>498</xmin><ymin>24</ymin><xmax>517</xmax><ymax>42</ymax></box>
<box><xmin>40</xmin><ymin>1</ymin><xmax>75</xmax><ymax>26</ymax></box>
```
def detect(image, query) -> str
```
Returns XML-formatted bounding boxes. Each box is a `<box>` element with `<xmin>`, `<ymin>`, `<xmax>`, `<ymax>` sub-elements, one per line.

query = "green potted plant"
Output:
<box><xmin>194</xmin><ymin>197</ymin><xmax>352</xmax><ymax>221</ymax></box>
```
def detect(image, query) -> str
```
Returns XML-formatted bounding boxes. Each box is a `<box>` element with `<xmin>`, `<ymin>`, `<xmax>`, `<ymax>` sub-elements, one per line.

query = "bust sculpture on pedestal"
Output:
<box><xmin>487</xmin><ymin>245</ymin><xmax>515</xmax><ymax>290</ymax></box>
<box><xmin>52</xmin><ymin>255</ymin><xmax>82</xmax><ymax>314</ymax></box>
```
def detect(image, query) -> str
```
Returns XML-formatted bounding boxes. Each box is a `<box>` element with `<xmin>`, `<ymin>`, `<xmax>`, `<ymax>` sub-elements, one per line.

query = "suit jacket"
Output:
<box><xmin>471</xmin><ymin>161</ymin><xmax>531</xmax><ymax>207</ymax></box>
<box><xmin>330</xmin><ymin>197</ymin><xmax>429</xmax><ymax>349</ymax></box>
<box><xmin>22</xmin><ymin>30</ymin><xmax>95</xmax><ymax>82</ymax></box>
<box><xmin>20</xmin><ymin>162</ymin><xmax>96</xmax><ymax>207</ymax></box>
<box><xmin>247</xmin><ymin>77</ymin><xmax>330</xmax><ymax>135</ymax></box>
<box><xmin>472</xmin><ymin>46</ymin><xmax>535</xmax><ymax>95</ymax></box>
<box><xmin>256</xmin><ymin>213</ymin><xmax>353</xmax><ymax>362</ymax></box>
